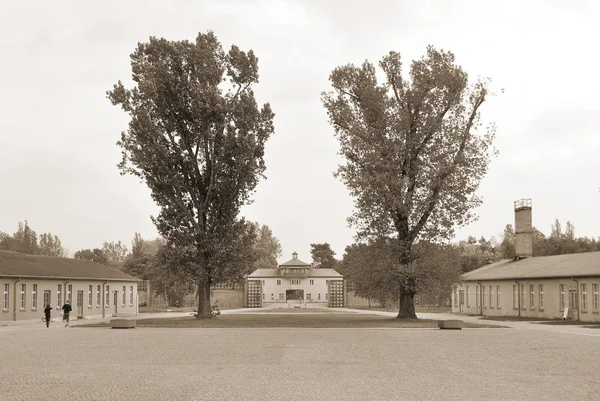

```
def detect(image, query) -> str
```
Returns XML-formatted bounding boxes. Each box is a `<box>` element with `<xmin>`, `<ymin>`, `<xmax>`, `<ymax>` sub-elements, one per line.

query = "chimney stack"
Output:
<box><xmin>292</xmin><ymin>252</ymin><xmax>298</xmax><ymax>260</ymax></box>
<box><xmin>514</xmin><ymin>198</ymin><xmax>533</xmax><ymax>259</ymax></box>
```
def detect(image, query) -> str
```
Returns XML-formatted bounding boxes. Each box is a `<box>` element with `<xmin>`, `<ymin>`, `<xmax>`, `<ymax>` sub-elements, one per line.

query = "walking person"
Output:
<box><xmin>61</xmin><ymin>300</ymin><xmax>72</xmax><ymax>327</ymax></box>
<box><xmin>44</xmin><ymin>303</ymin><xmax>52</xmax><ymax>328</ymax></box>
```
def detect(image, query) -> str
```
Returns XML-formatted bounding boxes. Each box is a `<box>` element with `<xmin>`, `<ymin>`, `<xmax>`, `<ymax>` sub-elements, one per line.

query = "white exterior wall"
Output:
<box><xmin>452</xmin><ymin>277</ymin><xmax>600</xmax><ymax>322</ymax></box>
<box><xmin>0</xmin><ymin>278</ymin><xmax>138</xmax><ymax>322</ymax></box>
<box><xmin>258</xmin><ymin>277</ymin><xmax>332</xmax><ymax>303</ymax></box>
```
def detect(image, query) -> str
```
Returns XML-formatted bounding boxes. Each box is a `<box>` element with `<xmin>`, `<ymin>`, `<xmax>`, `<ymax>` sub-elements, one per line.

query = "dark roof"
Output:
<box><xmin>248</xmin><ymin>268</ymin><xmax>343</xmax><ymax>278</ymax></box>
<box><xmin>0</xmin><ymin>250</ymin><xmax>140</xmax><ymax>281</ymax></box>
<box><xmin>279</xmin><ymin>257</ymin><xmax>311</xmax><ymax>267</ymax></box>
<box><xmin>461</xmin><ymin>251</ymin><xmax>600</xmax><ymax>281</ymax></box>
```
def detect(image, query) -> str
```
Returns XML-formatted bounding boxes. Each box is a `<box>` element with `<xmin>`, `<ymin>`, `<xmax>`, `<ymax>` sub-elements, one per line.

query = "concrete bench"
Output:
<box><xmin>438</xmin><ymin>320</ymin><xmax>463</xmax><ymax>330</ymax></box>
<box><xmin>110</xmin><ymin>319</ymin><xmax>136</xmax><ymax>329</ymax></box>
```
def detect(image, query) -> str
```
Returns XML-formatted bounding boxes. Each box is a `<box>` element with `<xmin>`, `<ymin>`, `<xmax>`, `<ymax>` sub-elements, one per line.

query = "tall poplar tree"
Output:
<box><xmin>108</xmin><ymin>31</ymin><xmax>274</xmax><ymax>318</ymax></box>
<box><xmin>322</xmin><ymin>47</ymin><xmax>496</xmax><ymax>318</ymax></box>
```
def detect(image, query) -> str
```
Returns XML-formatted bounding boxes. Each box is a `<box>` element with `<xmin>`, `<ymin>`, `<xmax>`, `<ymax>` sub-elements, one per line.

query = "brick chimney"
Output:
<box><xmin>514</xmin><ymin>198</ymin><xmax>533</xmax><ymax>259</ymax></box>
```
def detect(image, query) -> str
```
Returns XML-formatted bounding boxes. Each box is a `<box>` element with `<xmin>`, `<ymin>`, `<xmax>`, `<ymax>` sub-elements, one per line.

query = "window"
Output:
<box><xmin>279</xmin><ymin>293</ymin><xmax>284</xmax><ymax>300</ymax></box>
<box><xmin>105</xmin><ymin>285</ymin><xmax>110</xmax><ymax>307</ymax></box>
<box><xmin>539</xmin><ymin>284</ymin><xmax>544</xmax><ymax>309</ymax></box>
<box><xmin>310</xmin><ymin>280</ymin><xmax>314</xmax><ymax>285</ymax></box>
<box><xmin>290</xmin><ymin>279</ymin><xmax>300</xmax><ymax>285</ymax></box>
<box><xmin>489</xmin><ymin>285</ymin><xmax>493</xmax><ymax>308</ymax></box>
<box><xmin>453</xmin><ymin>288</ymin><xmax>457</xmax><ymax>306</ymax></box>
<box><xmin>20</xmin><ymin>284</ymin><xmax>26</xmax><ymax>310</ymax></box>
<box><xmin>271</xmin><ymin>293</ymin><xmax>274</xmax><ymax>300</ymax></box>
<box><xmin>67</xmin><ymin>285</ymin><xmax>72</xmax><ymax>303</ymax></box>
<box><xmin>3</xmin><ymin>283</ymin><xmax>9</xmax><ymax>310</ymax></box>
<box><xmin>466</xmin><ymin>286</ymin><xmax>470</xmax><ymax>307</ymax></box>
<box><xmin>318</xmin><ymin>294</ymin><xmax>321</xmax><ymax>300</ymax></box>
<box><xmin>521</xmin><ymin>284</ymin><xmax>526</xmax><ymax>310</ymax></box>
<box><xmin>306</xmin><ymin>293</ymin><xmax>311</xmax><ymax>300</ymax></box>
<box><xmin>32</xmin><ymin>284</ymin><xmax>37</xmax><ymax>310</ymax></box>
<box><xmin>482</xmin><ymin>286</ymin><xmax>487</xmax><ymax>308</ymax></box>
<box><xmin>262</xmin><ymin>293</ymin><xmax>265</xmax><ymax>300</ymax></box>
<box><xmin>581</xmin><ymin>284</ymin><xmax>587</xmax><ymax>310</ymax></box>
<box><xmin>57</xmin><ymin>284</ymin><xmax>62</xmax><ymax>306</ymax></box>
<box><xmin>96</xmin><ymin>285</ymin><xmax>101</xmax><ymax>307</ymax></box>
<box><xmin>88</xmin><ymin>285</ymin><xmax>93</xmax><ymax>307</ymax></box>
<box><xmin>123</xmin><ymin>286</ymin><xmax>127</xmax><ymax>306</ymax></box>
<box><xmin>476</xmin><ymin>286</ymin><xmax>480</xmax><ymax>307</ymax></box>
<box><xmin>559</xmin><ymin>284</ymin><xmax>565</xmax><ymax>310</ymax></box>
<box><xmin>325</xmin><ymin>293</ymin><xmax>328</xmax><ymax>300</ymax></box>
<box><xmin>43</xmin><ymin>290</ymin><xmax>51</xmax><ymax>307</ymax></box>
<box><xmin>513</xmin><ymin>285</ymin><xmax>518</xmax><ymax>309</ymax></box>
<box><xmin>496</xmin><ymin>285</ymin><xmax>501</xmax><ymax>308</ymax></box>
<box><xmin>262</xmin><ymin>280</ymin><xmax>265</xmax><ymax>285</ymax></box>
<box><xmin>529</xmin><ymin>285</ymin><xmax>535</xmax><ymax>309</ymax></box>
<box><xmin>593</xmin><ymin>284</ymin><xmax>599</xmax><ymax>311</ymax></box>
<box><xmin>130</xmin><ymin>286</ymin><xmax>134</xmax><ymax>306</ymax></box>
<box><xmin>276</xmin><ymin>280</ymin><xmax>281</xmax><ymax>285</ymax></box>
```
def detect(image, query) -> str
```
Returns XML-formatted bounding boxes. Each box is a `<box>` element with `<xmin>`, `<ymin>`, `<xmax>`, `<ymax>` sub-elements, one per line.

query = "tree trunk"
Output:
<box><xmin>397</xmin><ymin>290</ymin><xmax>417</xmax><ymax>319</ymax></box>
<box><xmin>396</xmin><ymin>238</ymin><xmax>417</xmax><ymax>319</ymax></box>
<box><xmin>196</xmin><ymin>278</ymin><xmax>211</xmax><ymax>319</ymax></box>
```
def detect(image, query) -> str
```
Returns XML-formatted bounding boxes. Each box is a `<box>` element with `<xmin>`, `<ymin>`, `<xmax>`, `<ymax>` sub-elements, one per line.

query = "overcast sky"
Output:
<box><xmin>1</xmin><ymin>0</ymin><xmax>599</xmax><ymax>262</ymax></box>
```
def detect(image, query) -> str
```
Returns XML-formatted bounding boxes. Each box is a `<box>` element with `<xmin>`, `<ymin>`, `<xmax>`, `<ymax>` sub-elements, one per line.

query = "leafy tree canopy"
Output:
<box><xmin>107</xmin><ymin>31</ymin><xmax>274</xmax><ymax>318</ymax></box>
<box><xmin>322</xmin><ymin>46</ymin><xmax>497</xmax><ymax>318</ymax></box>
<box><xmin>310</xmin><ymin>242</ymin><xmax>338</xmax><ymax>269</ymax></box>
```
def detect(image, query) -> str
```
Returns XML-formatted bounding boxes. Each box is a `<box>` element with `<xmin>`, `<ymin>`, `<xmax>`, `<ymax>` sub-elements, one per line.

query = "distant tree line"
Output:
<box><xmin>0</xmin><ymin>221</ymin><xmax>66</xmax><ymax>257</ymax></box>
<box><xmin>337</xmin><ymin>219</ymin><xmax>600</xmax><ymax>308</ymax></box>
<box><xmin>1</xmin><ymin>218</ymin><xmax>283</xmax><ymax>308</ymax></box>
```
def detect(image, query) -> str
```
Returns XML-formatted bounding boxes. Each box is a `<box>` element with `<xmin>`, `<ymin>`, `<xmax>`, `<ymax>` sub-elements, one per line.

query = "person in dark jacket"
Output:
<box><xmin>43</xmin><ymin>304</ymin><xmax>52</xmax><ymax>328</ymax></box>
<box><xmin>61</xmin><ymin>301</ymin><xmax>72</xmax><ymax>327</ymax></box>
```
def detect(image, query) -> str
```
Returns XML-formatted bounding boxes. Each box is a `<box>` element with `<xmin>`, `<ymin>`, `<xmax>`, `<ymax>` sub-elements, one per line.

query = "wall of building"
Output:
<box><xmin>452</xmin><ymin>277</ymin><xmax>600</xmax><ymax>322</ymax></box>
<box><xmin>1</xmin><ymin>278</ymin><xmax>138</xmax><ymax>322</ymax></box>
<box><xmin>258</xmin><ymin>277</ymin><xmax>333</xmax><ymax>303</ymax></box>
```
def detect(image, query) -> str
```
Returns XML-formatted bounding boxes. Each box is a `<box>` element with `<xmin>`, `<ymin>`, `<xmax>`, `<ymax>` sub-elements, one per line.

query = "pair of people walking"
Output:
<box><xmin>43</xmin><ymin>301</ymin><xmax>72</xmax><ymax>328</ymax></box>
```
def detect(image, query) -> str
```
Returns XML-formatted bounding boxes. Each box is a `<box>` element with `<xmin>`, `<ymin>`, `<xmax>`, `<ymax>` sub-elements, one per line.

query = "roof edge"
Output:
<box><xmin>0</xmin><ymin>274</ymin><xmax>140</xmax><ymax>282</ymax></box>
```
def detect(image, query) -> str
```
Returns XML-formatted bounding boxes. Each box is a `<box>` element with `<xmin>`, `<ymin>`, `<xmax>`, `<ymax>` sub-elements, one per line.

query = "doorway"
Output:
<box><xmin>286</xmin><ymin>289</ymin><xmax>304</xmax><ymax>303</ymax></box>
<box><xmin>76</xmin><ymin>291</ymin><xmax>84</xmax><ymax>319</ymax></box>
<box><xmin>569</xmin><ymin>290</ymin><xmax>578</xmax><ymax>311</ymax></box>
<box><xmin>459</xmin><ymin>290</ymin><xmax>465</xmax><ymax>313</ymax></box>
<box><xmin>113</xmin><ymin>291</ymin><xmax>118</xmax><ymax>316</ymax></box>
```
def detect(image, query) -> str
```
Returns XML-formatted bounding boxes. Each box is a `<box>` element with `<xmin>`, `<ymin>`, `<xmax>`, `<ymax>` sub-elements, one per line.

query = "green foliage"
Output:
<box><xmin>107</xmin><ymin>31</ymin><xmax>274</xmax><ymax>318</ymax></box>
<box><xmin>340</xmin><ymin>239</ymin><xmax>462</xmax><ymax>307</ymax></box>
<box><xmin>251</xmin><ymin>223</ymin><xmax>282</xmax><ymax>270</ymax></box>
<box><xmin>500</xmin><ymin>224</ymin><xmax>516</xmax><ymax>259</ymax></box>
<box><xmin>101</xmin><ymin>241</ymin><xmax>128</xmax><ymax>267</ymax></box>
<box><xmin>149</xmin><ymin>244</ymin><xmax>198</xmax><ymax>308</ymax></box>
<box><xmin>73</xmin><ymin>248</ymin><xmax>108</xmax><ymax>265</ymax></box>
<box><xmin>310</xmin><ymin>242</ymin><xmax>338</xmax><ymax>269</ymax></box>
<box><xmin>322</xmin><ymin>46</ymin><xmax>496</xmax><ymax>318</ymax></box>
<box><xmin>0</xmin><ymin>221</ymin><xmax>65</xmax><ymax>257</ymax></box>
<box><xmin>38</xmin><ymin>233</ymin><xmax>65</xmax><ymax>257</ymax></box>
<box><xmin>456</xmin><ymin>236</ymin><xmax>500</xmax><ymax>273</ymax></box>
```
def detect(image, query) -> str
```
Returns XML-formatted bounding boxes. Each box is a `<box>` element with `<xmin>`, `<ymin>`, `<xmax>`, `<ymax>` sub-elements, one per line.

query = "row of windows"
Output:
<box><xmin>512</xmin><ymin>284</ymin><xmax>545</xmax><ymax>310</ymax></box>
<box><xmin>455</xmin><ymin>285</ymin><xmax>502</xmax><ymax>309</ymax></box>
<box><xmin>262</xmin><ymin>279</ymin><xmax>327</xmax><ymax>286</ymax></box>
<box><xmin>558</xmin><ymin>283</ymin><xmax>600</xmax><ymax>311</ymax></box>
<box><xmin>2</xmin><ymin>283</ymin><xmax>135</xmax><ymax>311</ymax></box>
<box><xmin>263</xmin><ymin>293</ymin><xmax>328</xmax><ymax>301</ymax></box>
<box><xmin>455</xmin><ymin>283</ymin><xmax>600</xmax><ymax>313</ymax></box>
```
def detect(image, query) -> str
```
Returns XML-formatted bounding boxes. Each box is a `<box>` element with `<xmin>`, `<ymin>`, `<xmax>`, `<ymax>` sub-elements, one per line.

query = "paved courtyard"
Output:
<box><xmin>1</xmin><ymin>312</ymin><xmax>600</xmax><ymax>400</ymax></box>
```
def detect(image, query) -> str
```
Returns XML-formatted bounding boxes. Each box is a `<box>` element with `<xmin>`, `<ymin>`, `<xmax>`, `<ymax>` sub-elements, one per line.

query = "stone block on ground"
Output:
<box><xmin>110</xmin><ymin>319</ymin><xmax>136</xmax><ymax>329</ymax></box>
<box><xmin>438</xmin><ymin>320</ymin><xmax>463</xmax><ymax>330</ymax></box>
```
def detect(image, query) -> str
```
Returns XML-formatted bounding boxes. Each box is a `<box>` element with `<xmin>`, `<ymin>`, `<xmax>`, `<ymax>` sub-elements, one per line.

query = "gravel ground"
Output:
<box><xmin>1</xmin><ymin>318</ymin><xmax>600</xmax><ymax>401</ymax></box>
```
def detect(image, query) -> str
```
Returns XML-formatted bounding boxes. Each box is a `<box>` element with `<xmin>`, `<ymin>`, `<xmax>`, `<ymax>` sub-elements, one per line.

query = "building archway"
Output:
<box><xmin>286</xmin><ymin>289</ymin><xmax>304</xmax><ymax>303</ymax></box>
